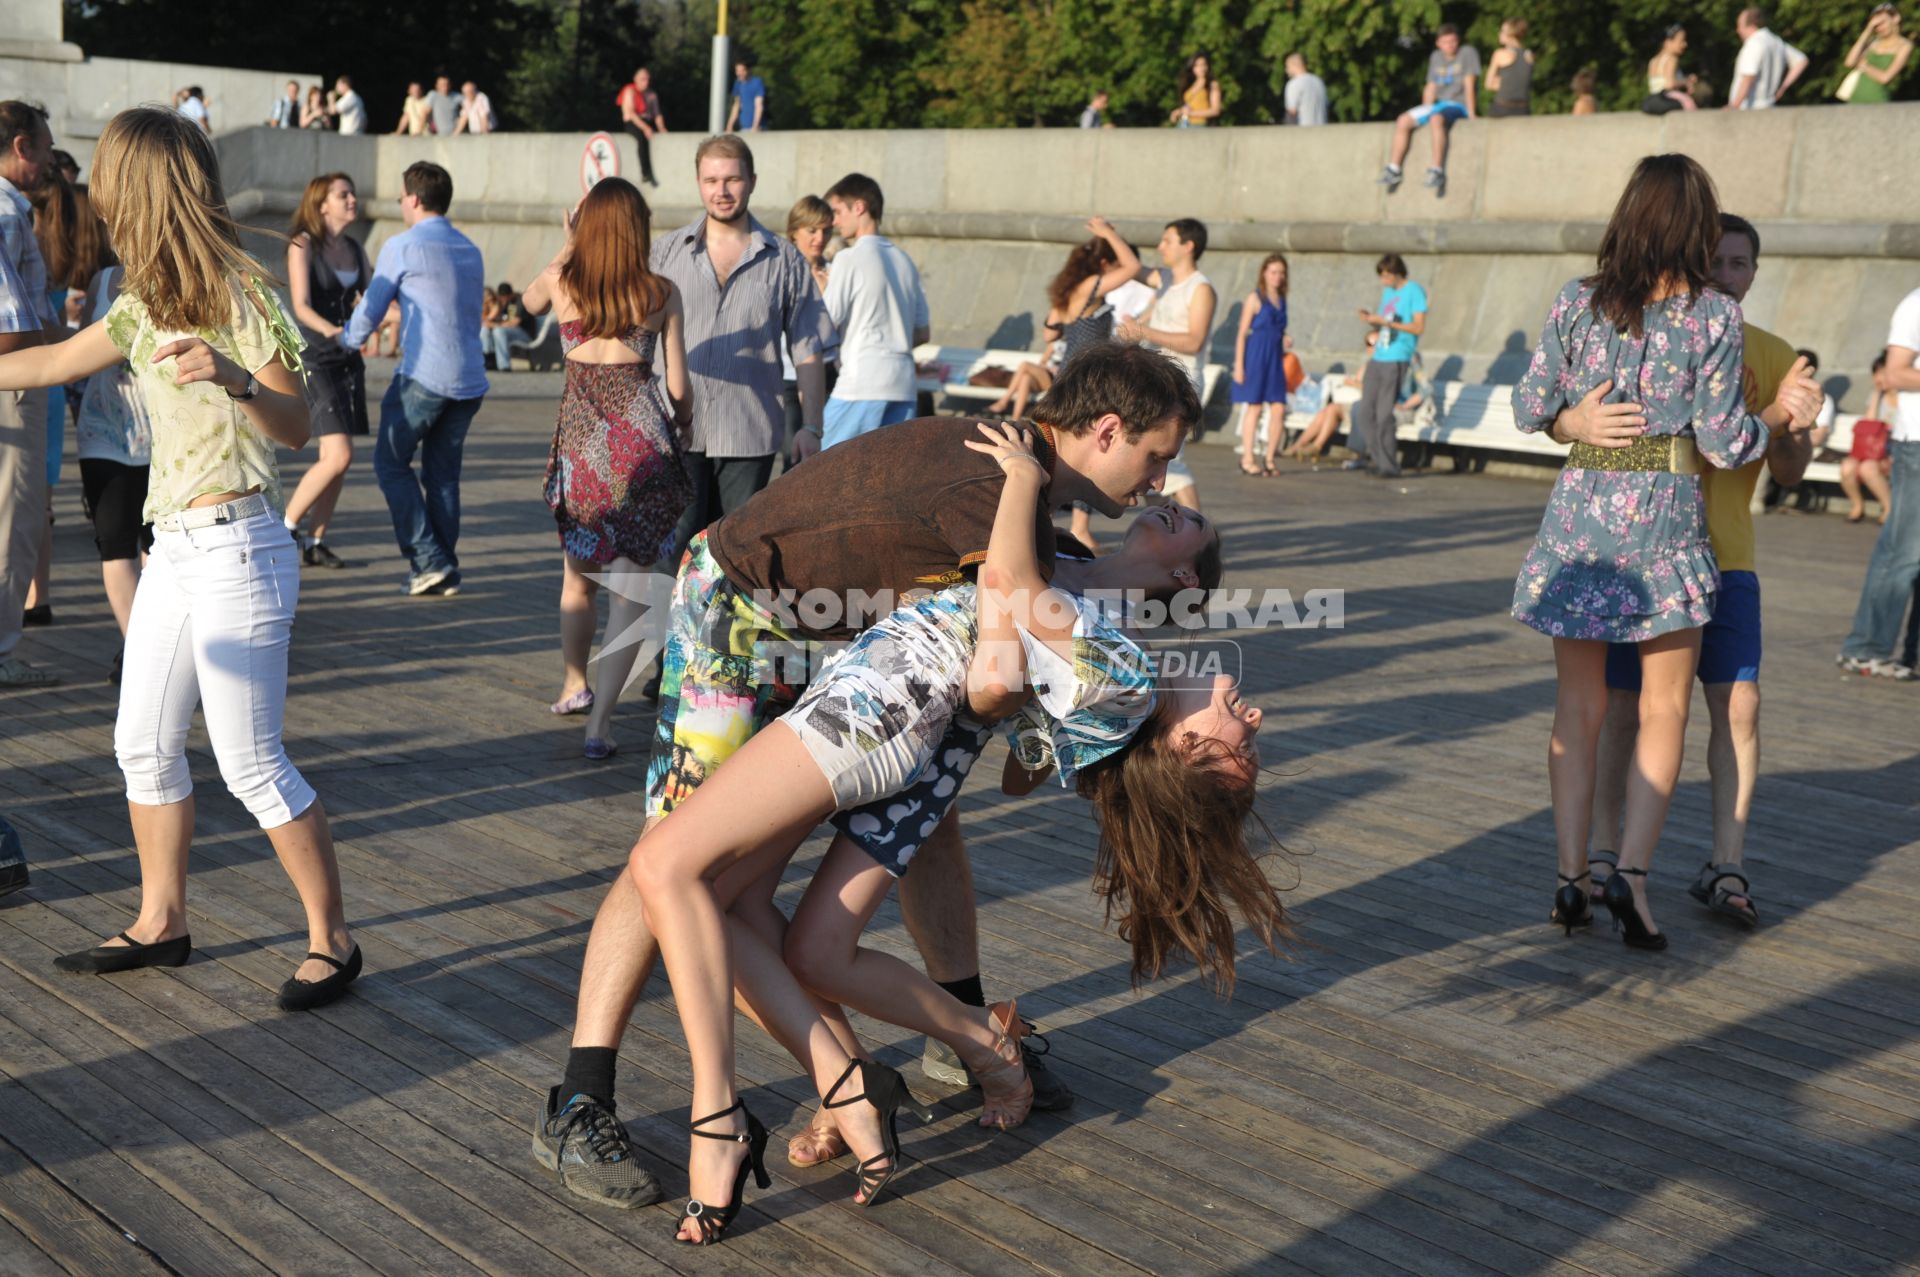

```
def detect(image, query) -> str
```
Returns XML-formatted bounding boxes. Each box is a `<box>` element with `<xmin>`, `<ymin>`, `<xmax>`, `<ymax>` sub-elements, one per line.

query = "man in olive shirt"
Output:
<box><xmin>534</xmin><ymin>342</ymin><xmax>1207</xmax><ymax>1210</ymax></box>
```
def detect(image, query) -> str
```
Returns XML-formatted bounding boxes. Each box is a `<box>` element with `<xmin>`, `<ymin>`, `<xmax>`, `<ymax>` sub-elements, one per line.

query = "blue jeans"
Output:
<box><xmin>1841</xmin><ymin>440</ymin><xmax>1920</xmax><ymax>661</ymax></box>
<box><xmin>821</xmin><ymin>397</ymin><xmax>915</xmax><ymax>449</ymax></box>
<box><xmin>483</xmin><ymin>326</ymin><xmax>514</xmax><ymax>371</ymax></box>
<box><xmin>373</xmin><ymin>376</ymin><xmax>484</xmax><ymax>578</ymax></box>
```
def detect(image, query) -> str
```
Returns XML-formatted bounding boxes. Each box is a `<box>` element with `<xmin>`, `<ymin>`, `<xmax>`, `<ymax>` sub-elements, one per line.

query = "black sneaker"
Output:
<box><xmin>531</xmin><ymin>1087</ymin><xmax>662</xmax><ymax>1209</ymax></box>
<box><xmin>304</xmin><ymin>541</ymin><xmax>348</xmax><ymax>569</ymax></box>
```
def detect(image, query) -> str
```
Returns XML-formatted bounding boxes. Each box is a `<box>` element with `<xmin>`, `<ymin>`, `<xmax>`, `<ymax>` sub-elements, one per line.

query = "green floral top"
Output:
<box><xmin>105</xmin><ymin>278</ymin><xmax>304</xmax><ymax>522</ymax></box>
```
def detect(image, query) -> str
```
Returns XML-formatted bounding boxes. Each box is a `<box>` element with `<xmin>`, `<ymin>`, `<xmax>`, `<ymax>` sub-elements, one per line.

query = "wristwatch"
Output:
<box><xmin>226</xmin><ymin>374</ymin><xmax>260</xmax><ymax>402</ymax></box>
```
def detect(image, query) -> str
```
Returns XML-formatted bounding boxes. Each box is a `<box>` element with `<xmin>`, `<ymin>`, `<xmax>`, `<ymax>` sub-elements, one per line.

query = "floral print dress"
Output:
<box><xmin>1510</xmin><ymin>281</ymin><xmax>1771</xmax><ymax>641</ymax></box>
<box><xmin>543</xmin><ymin>321</ymin><xmax>692</xmax><ymax>565</ymax></box>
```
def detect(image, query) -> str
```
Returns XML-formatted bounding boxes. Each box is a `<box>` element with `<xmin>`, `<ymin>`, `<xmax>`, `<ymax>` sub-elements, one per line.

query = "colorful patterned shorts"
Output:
<box><xmin>644</xmin><ymin>533</ymin><xmax>806</xmax><ymax>818</ymax></box>
<box><xmin>643</xmin><ymin>540</ymin><xmax>986</xmax><ymax>875</ymax></box>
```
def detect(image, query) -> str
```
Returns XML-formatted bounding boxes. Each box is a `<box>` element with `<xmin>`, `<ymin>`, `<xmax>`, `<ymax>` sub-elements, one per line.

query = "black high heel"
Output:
<box><xmin>54</xmin><ymin>931</ymin><xmax>191</xmax><ymax>974</ymax></box>
<box><xmin>1550</xmin><ymin>872</ymin><xmax>1592</xmax><ymax>936</ymax></box>
<box><xmin>1603</xmin><ymin>867</ymin><xmax>1668</xmax><ymax>951</ymax></box>
<box><xmin>822</xmin><ymin>1059</ymin><xmax>935</xmax><ymax>1208</ymax></box>
<box><xmin>674</xmin><ymin>1099</ymin><xmax>769</xmax><ymax>1246</ymax></box>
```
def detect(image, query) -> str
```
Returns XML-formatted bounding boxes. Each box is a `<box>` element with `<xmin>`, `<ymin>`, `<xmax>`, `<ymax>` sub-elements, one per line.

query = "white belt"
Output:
<box><xmin>152</xmin><ymin>491</ymin><xmax>273</xmax><ymax>534</ymax></box>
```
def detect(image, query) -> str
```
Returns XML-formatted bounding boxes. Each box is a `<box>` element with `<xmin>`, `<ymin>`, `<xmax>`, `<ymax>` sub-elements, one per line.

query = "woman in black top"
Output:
<box><xmin>1487</xmin><ymin>18</ymin><xmax>1535</xmax><ymax>116</ymax></box>
<box><xmin>283</xmin><ymin>172</ymin><xmax>372</xmax><ymax>569</ymax></box>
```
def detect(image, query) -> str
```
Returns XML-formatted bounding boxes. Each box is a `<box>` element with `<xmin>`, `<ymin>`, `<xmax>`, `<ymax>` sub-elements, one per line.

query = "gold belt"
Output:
<box><xmin>1567</xmin><ymin>435</ymin><xmax>1702</xmax><ymax>475</ymax></box>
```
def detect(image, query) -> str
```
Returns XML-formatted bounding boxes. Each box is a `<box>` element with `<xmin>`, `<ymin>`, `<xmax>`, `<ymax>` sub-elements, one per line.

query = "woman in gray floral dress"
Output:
<box><xmin>1509</xmin><ymin>155</ymin><xmax>1815</xmax><ymax>949</ymax></box>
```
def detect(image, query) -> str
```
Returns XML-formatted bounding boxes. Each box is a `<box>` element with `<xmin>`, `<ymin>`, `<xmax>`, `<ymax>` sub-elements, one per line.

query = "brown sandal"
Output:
<box><xmin>974</xmin><ymin>1001</ymin><xmax>1034</xmax><ymax>1131</ymax></box>
<box><xmin>786</xmin><ymin>1106</ymin><xmax>848</xmax><ymax>1168</ymax></box>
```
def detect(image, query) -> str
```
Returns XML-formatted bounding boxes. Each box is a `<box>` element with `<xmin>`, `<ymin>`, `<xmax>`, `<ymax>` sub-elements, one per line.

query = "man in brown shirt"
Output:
<box><xmin>535</xmin><ymin>342</ymin><xmax>1210</xmax><ymax>1207</ymax></box>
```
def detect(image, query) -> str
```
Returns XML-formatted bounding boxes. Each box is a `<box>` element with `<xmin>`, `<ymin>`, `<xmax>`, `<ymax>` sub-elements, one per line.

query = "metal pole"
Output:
<box><xmin>709</xmin><ymin>0</ymin><xmax>730</xmax><ymax>134</ymax></box>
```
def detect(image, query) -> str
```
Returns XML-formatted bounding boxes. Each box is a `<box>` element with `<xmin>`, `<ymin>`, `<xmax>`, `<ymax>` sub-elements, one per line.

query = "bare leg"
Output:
<box><xmin>1702</xmin><ymin>679</ymin><xmax>1758</xmax><ymax>912</ymax></box>
<box><xmin>1068</xmin><ymin>504</ymin><xmax>1098</xmax><ymax>553</ymax></box>
<box><xmin>95</xmin><ymin>797</ymin><xmax>196</xmax><ymax>947</ymax></box>
<box><xmin>627</xmin><ymin>724</ymin><xmax>890</xmax><ymax>1231</ymax></box>
<box><xmin>262</xmin><ymin>798</ymin><xmax>355</xmax><ymax>980</ymax></box>
<box><xmin>557</xmin><ymin>555</ymin><xmax>598</xmax><ymax>702</ymax></box>
<box><xmin>583</xmin><ymin>555</ymin><xmax>658</xmax><ymax>746</ymax></box>
<box><xmin>283</xmin><ymin>434</ymin><xmax>354</xmax><ymax>541</ymax></box>
<box><xmin>570</xmin><ymin>814</ymin><xmax>665</xmax><ymax>1050</ymax></box>
<box><xmin>1548</xmin><ymin>638</ymin><xmax>1609</xmax><ymax>885</ymax></box>
<box><xmin>1863</xmin><ymin>460</ymin><xmax>1893</xmax><ymax>521</ymax></box>
<box><xmin>895</xmin><ymin>808</ymin><xmax>978</xmax><ymax>983</ymax></box>
<box><xmin>1617</xmin><ymin>628</ymin><xmax>1704</xmax><ymax>935</ymax></box>
<box><xmin>1239</xmin><ymin>404</ymin><xmax>1262</xmax><ymax>470</ymax></box>
<box><xmin>102</xmin><ymin>556</ymin><xmax>140</xmax><ymax>636</ymax></box>
<box><xmin>788</xmin><ymin>835</ymin><xmax>1026</xmax><ymax>1128</ymax></box>
<box><xmin>1841</xmin><ymin>457</ymin><xmax>1866</xmax><ymax>519</ymax></box>
<box><xmin>1010</xmin><ymin>364</ymin><xmax>1051</xmax><ymax>420</ymax></box>
<box><xmin>1388</xmin><ymin>113</ymin><xmax>1416</xmax><ymax>169</ymax></box>
<box><xmin>1590</xmin><ymin>686</ymin><xmax>1639</xmax><ymax>869</ymax></box>
<box><xmin>1430</xmin><ymin>116</ymin><xmax>1451</xmax><ymax>169</ymax></box>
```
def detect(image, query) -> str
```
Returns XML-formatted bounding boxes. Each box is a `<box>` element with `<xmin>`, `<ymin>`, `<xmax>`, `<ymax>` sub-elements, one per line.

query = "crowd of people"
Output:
<box><xmin>260</xmin><ymin>74</ymin><xmax>495</xmax><ymax>137</ymax></box>
<box><xmin>0</xmin><ymin>75</ymin><xmax>1916</xmax><ymax>1247</ymax></box>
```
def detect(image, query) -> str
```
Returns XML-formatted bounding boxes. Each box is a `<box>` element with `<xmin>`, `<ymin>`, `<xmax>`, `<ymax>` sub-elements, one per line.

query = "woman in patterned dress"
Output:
<box><xmin>1510</xmin><ymin>154</ymin><xmax>1818</xmax><ymax>949</ymax></box>
<box><xmin>523</xmin><ymin>177</ymin><xmax>692</xmax><ymax>759</ymax></box>
<box><xmin>627</xmin><ymin>423</ymin><xmax>1280</xmax><ymax>1243</ymax></box>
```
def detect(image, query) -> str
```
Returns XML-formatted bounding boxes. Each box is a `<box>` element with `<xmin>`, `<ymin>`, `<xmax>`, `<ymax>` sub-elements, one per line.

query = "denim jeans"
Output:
<box><xmin>1841</xmin><ymin>440</ymin><xmax>1920</xmax><ymax>661</ymax></box>
<box><xmin>374</xmin><ymin>375</ymin><xmax>484</xmax><ymax>578</ymax></box>
<box><xmin>667</xmin><ymin>451</ymin><xmax>776</xmax><ymax>562</ymax></box>
<box><xmin>482</xmin><ymin>326</ymin><xmax>514</xmax><ymax>372</ymax></box>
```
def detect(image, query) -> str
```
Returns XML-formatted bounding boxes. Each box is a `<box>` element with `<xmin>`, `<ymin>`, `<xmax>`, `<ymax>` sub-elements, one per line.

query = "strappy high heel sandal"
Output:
<box><xmin>821</xmin><ymin>1059</ymin><xmax>933</xmax><ymax>1208</ymax></box>
<box><xmin>1602</xmin><ymin>866</ymin><xmax>1668</xmax><ymax>951</ymax></box>
<box><xmin>675</xmin><ymin>1099</ymin><xmax>769</xmax><ymax>1246</ymax></box>
<box><xmin>1586</xmin><ymin>850</ymin><xmax>1618</xmax><ymax>905</ymax></box>
<box><xmin>1550</xmin><ymin>871</ymin><xmax>1593</xmax><ymax>936</ymax></box>
<box><xmin>973</xmin><ymin>1000</ymin><xmax>1035</xmax><ymax>1130</ymax></box>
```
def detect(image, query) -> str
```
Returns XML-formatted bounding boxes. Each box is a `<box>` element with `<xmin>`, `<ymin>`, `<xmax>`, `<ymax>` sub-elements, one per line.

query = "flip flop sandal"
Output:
<box><xmin>1688</xmin><ymin>862</ymin><xmax>1759</xmax><ymax>930</ymax></box>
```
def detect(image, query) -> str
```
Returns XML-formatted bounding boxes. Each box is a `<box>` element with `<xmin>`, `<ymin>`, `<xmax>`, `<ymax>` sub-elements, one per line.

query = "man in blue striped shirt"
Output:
<box><xmin>343</xmin><ymin>161</ymin><xmax>489</xmax><ymax>597</ymax></box>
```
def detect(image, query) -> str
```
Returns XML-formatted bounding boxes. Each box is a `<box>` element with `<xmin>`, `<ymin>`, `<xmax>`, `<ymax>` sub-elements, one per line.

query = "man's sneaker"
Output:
<box><xmin>1837</xmin><ymin>654</ymin><xmax>1916</xmax><ymax>681</ymax></box>
<box><xmin>1341</xmin><ymin>458</ymin><xmax>1370</xmax><ymax>472</ymax></box>
<box><xmin>1424</xmin><ymin>166</ymin><xmax>1447</xmax><ymax>194</ymax></box>
<box><xmin>921</xmin><ymin>1037</ymin><xmax>970</xmax><ymax>1087</ymax></box>
<box><xmin>531</xmin><ymin>1087</ymin><xmax>662</xmax><ymax>1209</ymax></box>
<box><xmin>920</xmin><ymin>1025</ymin><xmax>1074</xmax><ymax>1112</ymax></box>
<box><xmin>407</xmin><ymin>569</ymin><xmax>459</xmax><ymax>596</ymax></box>
<box><xmin>0</xmin><ymin>656</ymin><xmax>58</xmax><ymax>687</ymax></box>
<box><xmin>1377</xmin><ymin>165</ymin><xmax>1402</xmax><ymax>191</ymax></box>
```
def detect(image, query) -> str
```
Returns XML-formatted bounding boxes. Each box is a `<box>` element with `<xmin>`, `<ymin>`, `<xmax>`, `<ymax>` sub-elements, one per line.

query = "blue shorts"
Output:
<box><xmin>822</xmin><ymin>397</ymin><xmax>916</xmax><ymax>450</ymax></box>
<box><xmin>830</xmin><ymin>715</ymin><xmax>992</xmax><ymax>876</ymax></box>
<box><xmin>1605</xmin><ymin>571</ymin><xmax>1762</xmax><ymax>691</ymax></box>
<box><xmin>1408</xmin><ymin>100</ymin><xmax>1470</xmax><ymax>127</ymax></box>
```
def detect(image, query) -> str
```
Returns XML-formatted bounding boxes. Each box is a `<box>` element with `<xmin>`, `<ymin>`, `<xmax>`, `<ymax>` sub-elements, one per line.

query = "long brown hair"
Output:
<box><xmin>31</xmin><ymin>173</ymin><xmax>115</xmax><ymax>291</ymax></box>
<box><xmin>90</xmin><ymin>107</ymin><xmax>272</xmax><ymax>331</ymax></box>
<box><xmin>1256</xmin><ymin>251</ymin><xmax>1289</xmax><ymax>303</ymax></box>
<box><xmin>560</xmin><ymin>177</ymin><xmax>670</xmax><ymax>339</ymax></box>
<box><xmin>290</xmin><ymin>172</ymin><xmax>354</xmax><ymax>248</ymax></box>
<box><xmin>1585</xmin><ymin>153</ymin><xmax>1719</xmax><ymax>338</ymax></box>
<box><xmin>1046</xmin><ymin>237</ymin><xmax>1118</xmax><ymax>311</ymax></box>
<box><xmin>1075</xmin><ymin>700</ymin><xmax>1289</xmax><ymax>994</ymax></box>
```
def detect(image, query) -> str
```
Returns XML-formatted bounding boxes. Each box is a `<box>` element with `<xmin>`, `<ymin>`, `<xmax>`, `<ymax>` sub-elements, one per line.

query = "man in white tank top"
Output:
<box><xmin>1117</xmin><ymin>217</ymin><xmax>1215</xmax><ymax>510</ymax></box>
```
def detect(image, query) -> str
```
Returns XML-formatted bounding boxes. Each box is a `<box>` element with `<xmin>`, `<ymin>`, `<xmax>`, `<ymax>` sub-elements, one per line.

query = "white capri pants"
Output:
<box><xmin>114</xmin><ymin>508</ymin><xmax>316</xmax><ymax>827</ymax></box>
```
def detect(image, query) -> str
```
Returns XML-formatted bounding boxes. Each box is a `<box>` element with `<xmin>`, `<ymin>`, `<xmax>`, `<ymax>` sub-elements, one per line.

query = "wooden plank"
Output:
<box><xmin>0</xmin><ymin>1134</ymin><xmax>167</xmax><ymax>1277</ymax></box>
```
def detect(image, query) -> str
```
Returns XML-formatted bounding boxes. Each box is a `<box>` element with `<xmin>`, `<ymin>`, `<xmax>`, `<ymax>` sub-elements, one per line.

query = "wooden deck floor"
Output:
<box><xmin>3</xmin><ymin>372</ymin><xmax>1918</xmax><ymax>1277</ymax></box>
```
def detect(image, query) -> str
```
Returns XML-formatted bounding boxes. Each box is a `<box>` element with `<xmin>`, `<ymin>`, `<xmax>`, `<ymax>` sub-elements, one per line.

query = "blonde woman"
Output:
<box><xmin>282</xmin><ymin>172</ymin><xmax>371</xmax><ymax>568</ymax></box>
<box><xmin>0</xmin><ymin>108</ymin><xmax>360</xmax><ymax>1011</ymax></box>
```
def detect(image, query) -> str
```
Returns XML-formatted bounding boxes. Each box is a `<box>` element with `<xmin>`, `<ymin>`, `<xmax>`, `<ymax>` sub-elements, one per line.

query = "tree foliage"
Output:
<box><xmin>63</xmin><ymin>0</ymin><xmax>1914</xmax><ymax>134</ymax></box>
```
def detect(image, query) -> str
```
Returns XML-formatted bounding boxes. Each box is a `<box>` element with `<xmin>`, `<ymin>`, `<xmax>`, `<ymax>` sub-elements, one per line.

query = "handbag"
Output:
<box><xmin>968</xmin><ymin>366</ymin><xmax>1014</xmax><ymax>389</ymax></box>
<box><xmin>1283</xmin><ymin>352</ymin><xmax>1305</xmax><ymax>393</ymax></box>
<box><xmin>1851</xmin><ymin>418</ymin><xmax>1890</xmax><ymax>462</ymax></box>
<box><xmin>1836</xmin><ymin>68</ymin><xmax>1863</xmax><ymax>102</ymax></box>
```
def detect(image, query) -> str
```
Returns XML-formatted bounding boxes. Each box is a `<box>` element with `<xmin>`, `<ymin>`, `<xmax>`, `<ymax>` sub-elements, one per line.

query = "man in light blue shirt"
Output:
<box><xmin>1348</xmin><ymin>251</ymin><xmax>1427</xmax><ymax>478</ymax></box>
<box><xmin>342</xmin><ymin>160</ymin><xmax>488</xmax><ymax>596</ymax></box>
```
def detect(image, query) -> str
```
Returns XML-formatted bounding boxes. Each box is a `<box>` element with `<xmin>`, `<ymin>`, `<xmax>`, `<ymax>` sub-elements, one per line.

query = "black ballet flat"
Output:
<box><xmin>276</xmin><ymin>945</ymin><xmax>362</xmax><ymax>1012</ymax></box>
<box><xmin>54</xmin><ymin>931</ymin><xmax>191</xmax><ymax>974</ymax></box>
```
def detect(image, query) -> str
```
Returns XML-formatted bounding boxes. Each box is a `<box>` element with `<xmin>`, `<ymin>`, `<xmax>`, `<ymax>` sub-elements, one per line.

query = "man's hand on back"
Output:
<box><xmin>1550</xmin><ymin>378</ymin><xmax>1645</xmax><ymax>447</ymax></box>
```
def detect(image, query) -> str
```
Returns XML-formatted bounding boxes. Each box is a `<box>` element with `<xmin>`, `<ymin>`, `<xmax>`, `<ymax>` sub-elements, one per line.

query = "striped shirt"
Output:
<box><xmin>650</xmin><ymin>213</ymin><xmax>833</xmax><ymax>458</ymax></box>
<box><xmin>0</xmin><ymin>176</ymin><xmax>54</xmax><ymax>329</ymax></box>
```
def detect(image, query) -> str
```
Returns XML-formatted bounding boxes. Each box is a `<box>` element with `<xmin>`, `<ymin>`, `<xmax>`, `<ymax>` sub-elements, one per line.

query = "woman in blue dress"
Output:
<box><xmin>1232</xmin><ymin>252</ymin><xmax>1290</xmax><ymax>475</ymax></box>
<box><xmin>1509</xmin><ymin>155</ymin><xmax>1818</xmax><ymax>950</ymax></box>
